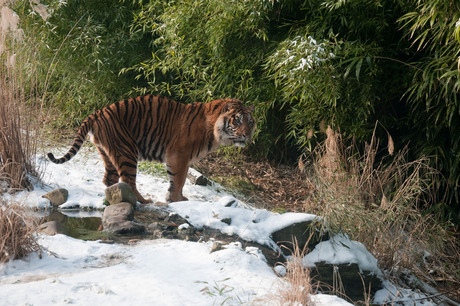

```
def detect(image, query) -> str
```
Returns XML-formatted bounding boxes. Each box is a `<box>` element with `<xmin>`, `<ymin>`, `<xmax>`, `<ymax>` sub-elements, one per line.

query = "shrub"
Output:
<box><xmin>12</xmin><ymin>0</ymin><xmax>151</xmax><ymax>127</ymax></box>
<box><xmin>0</xmin><ymin>202</ymin><xmax>40</xmax><ymax>263</ymax></box>
<box><xmin>9</xmin><ymin>0</ymin><xmax>459</xmax><ymax>218</ymax></box>
<box><xmin>398</xmin><ymin>0</ymin><xmax>460</xmax><ymax>212</ymax></box>
<box><xmin>303</xmin><ymin>126</ymin><xmax>459</xmax><ymax>284</ymax></box>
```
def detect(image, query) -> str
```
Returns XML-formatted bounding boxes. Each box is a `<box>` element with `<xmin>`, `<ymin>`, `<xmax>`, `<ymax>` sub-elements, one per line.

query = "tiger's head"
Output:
<box><xmin>215</xmin><ymin>100</ymin><xmax>256</xmax><ymax>148</ymax></box>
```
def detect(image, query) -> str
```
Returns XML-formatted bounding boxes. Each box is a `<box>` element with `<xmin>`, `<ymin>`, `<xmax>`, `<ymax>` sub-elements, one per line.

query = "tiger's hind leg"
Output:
<box><xmin>165</xmin><ymin>154</ymin><xmax>190</xmax><ymax>203</ymax></box>
<box><xmin>95</xmin><ymin>130</ymin><xmax>152</xmax><ymax>204</ymax></box>
<box><xmin>108</xmin><ymin>143</ymin><xmax>152</xmax><ymax>205</ymax></box>
<box><xmin>96</xmin><ymin>146</ymin><xmax>119</xmax><ymax>187</ymax></box>
<box><xmin>115</xmin><ymin>156</ymin><xmax>153</xmax><ymax>204</ymax></box>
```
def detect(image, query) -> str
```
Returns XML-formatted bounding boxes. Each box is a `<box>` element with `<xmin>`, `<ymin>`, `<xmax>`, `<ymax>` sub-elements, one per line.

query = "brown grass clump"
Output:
<box><xmin>0</xmin><ymin>78</ymin><xmax>36</xmax><ymax>191</ymax></box>
<box><xmin>268</xmin><ymin>239</ymin><xmax>314</xmax><ymax>305</ymax></box>
<box><xmin>0</xmin><ymin>201</ymin><xmax>40</xmax><ymax>263</ymax></box>
<box><xmin>303</xmin><ymin>125</ymin><xmax>459</xmax><ymax>288</ymax></box>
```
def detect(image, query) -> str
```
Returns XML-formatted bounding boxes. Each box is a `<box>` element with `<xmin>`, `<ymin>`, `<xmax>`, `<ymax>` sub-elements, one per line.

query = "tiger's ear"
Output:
<box><xmin>222</xmin><ymin>101</ymin><xmax>233</xmax><ymax>113</ymax></box>
<box><xmin>247</xmin><ymin>105</ymin><xmax>255</xmax><ymax>112</ymax></box>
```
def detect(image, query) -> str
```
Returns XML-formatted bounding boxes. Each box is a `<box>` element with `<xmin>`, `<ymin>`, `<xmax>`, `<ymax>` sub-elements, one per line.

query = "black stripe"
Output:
<box><xmin>123</xmin><ymin>99</ymin><xmax>130</xmax><ymax>123</ymax></box>
<box><xmin>120</xmin><ymin>161</ymin><xmax>137</xmax><ymax>169</ymax></box>
<box><xmin>185</xmin><ymin>103</ymin><xmax>196</xmax><ymax>122</ymax></box>
<box><xmin>188</xmin><ymin>103</ymin><xmax>203</xmax><ymax>135</ymax></box>
<box><xmin>120</xmin><ymin>172</ymin><xmax>136</xmax><ymax>178</ymax></box>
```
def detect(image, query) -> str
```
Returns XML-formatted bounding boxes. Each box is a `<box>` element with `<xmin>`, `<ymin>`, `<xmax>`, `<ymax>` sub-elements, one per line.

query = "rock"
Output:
<box><xmin>42</xmin><ymin>188</ymin><xmax>68</xmax><ymax>207</ymax></box>
<box><xmin>310</xmin><ymin>261</ymin><xmax>383</xmax><ymax>303</ymax></box>
<box><xmin>104</xmin><ymin>182</ymin><xmax>137</xmax><ymax>206</ymax></box>
<box><xmin>154</xmin><ymin>201</ymin><xmax>169</xmax><ymax>207</ymax></box>
<box><xmin>106</xmin><ymin>220</ymin><xmax>144</xmax><ymax>235</ymax></box>
<box><xmin>221</xmin><ymin>218</ymin><xmax>232</xmax><ymax>225</ymax></box>
<box><xmin>103</xmin><ymin>202</ymin><xmax>134</xmax><ymax>221</ymax></box>
<box><xmin>165</xmin><ymin>212</ymin><xmax>189</xmax><ymax>225</ymax></box>
<box><xmin>38</xmin><ymin>221</ymin><xmax>68</xmax><ymax>236</ymax></box>
<box><xmin>271</xmin><ymin>219</ymin><xmax>329</xmax><ymax>255</ymax></box>
<box><xmin>195</xmin><ymin>175</ymin><xmax>209</xmax><ymax>186</ymax></box>
<box><xmin>140</xmin><ymin>209</ymin><xmax>196</xmax><ymax>240</ymax></box>
<box><xmin>187</xmin><ymin>168</ymin><xmax>209</xmax><ymax>186</ymax></box>
<box><xmin>216</xmin><ymin>196</ymin><xmax>238</xmax><ymax>208</ymax></box>
<box><xmin>102</xmin><ymin>202</ymin><xmax>144</xmax><ymax>234</ymax></box>
<box><xmin>188</xmin><ymin>174</ymin><xmax>209</xmax><ymax>186</ymax></box>
<box><xmin>210</xmin><ymin>241</ymin><xmax>225</xmax><ymax>253</ymax></box>
<box><xmin>274</xmin><ymin>265</ymin><xmax>287</xmax><ymax>276</ymax></box>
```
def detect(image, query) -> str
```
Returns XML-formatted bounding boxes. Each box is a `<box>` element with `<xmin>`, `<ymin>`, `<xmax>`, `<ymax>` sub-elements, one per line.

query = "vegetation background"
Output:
<box><xmin>12</xmin><ymin>0</ymin><xmax>459</xmax><ymax>221</ymax></box>
<box><xmin>1</xmin><ymin>0</ymin><xmax>459</xmax><ymax>298</ymax></box>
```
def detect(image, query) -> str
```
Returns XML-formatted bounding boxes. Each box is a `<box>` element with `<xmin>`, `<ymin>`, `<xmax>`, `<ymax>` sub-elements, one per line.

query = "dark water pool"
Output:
<box><xmin>41</xmin><ymin>210</ymin><xmax>104</xmax><ymax>240</ymax></box>
<box><xmin>38</xmin><ymin>209</ymin><xmax>156</xmax><ymax>242</ymax></box>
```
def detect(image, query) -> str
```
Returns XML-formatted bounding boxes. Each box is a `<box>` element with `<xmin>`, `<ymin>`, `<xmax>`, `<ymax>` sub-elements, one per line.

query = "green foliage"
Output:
<box><xmin>265</xmin><ymin>34</ymin><xmax>338</xmax><ymax>150</ymax></box>
<box><xmin>13</xmin><ymin>0</ymin><xmax>150</xmax><ymax>127</ymax></box>
<box><xmin>125</xmin><ymin>0</ymin><xmax>459</xmax><ymax>216</ymax></box>
<box><xmin>9</xmin><ymin>0</ymin><xmax>460</xmax><ymax>217</ymax></box>
<box><xmin>138</xmin><ymin>162</ymin><xmax>166</xmax><ymax>179</ymax></box>
<box><xmin>125</xmin><ymin>0</ymin><xmax>272</xmax><ymax>102</ymax></box>
<box><xmin>399</xmin><ymin>0</ymin><xmax>460</xmax><ymax>207</ymax></box>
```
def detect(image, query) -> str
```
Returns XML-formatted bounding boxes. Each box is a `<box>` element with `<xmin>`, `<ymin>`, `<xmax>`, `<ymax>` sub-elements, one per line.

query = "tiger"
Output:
<box><xmin>47</xmin><ymin>95</ymin><xmax>256</xmax><ymax>204</ymax></box>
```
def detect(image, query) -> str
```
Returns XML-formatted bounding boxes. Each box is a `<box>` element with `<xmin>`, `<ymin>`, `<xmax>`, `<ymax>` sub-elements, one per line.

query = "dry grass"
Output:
<box><xmin>0</xmin><ymin>200</ymin><xmax>40</xmax><ymax>263</ymax></box>
<box><xmin>303</xmin><ymin>125</ymin><xmax>460</xmax><ymax>288</ymax></box>
<box><xmin>0</xmin><ymin>76</ymin><xmax>36</xmax><ymax>191</ymax></box>
<box><xmin>265</xmin><ymin>238</ymin><xmax>315</xmax><ymax>305</ymax></box>
<box><xmin>194</xmin><ymin>150</ymin><xmax>312</xmax><ymax>211</ymax></box>
<box><xmin>0</xmin><ymin>3</ymin><xmax>41</xmax><ymax>263</ymax></box>
<box><xmin>1</xmin><ymin>4</ymin><xmax>40</xmax><ymax>192</ymax></box>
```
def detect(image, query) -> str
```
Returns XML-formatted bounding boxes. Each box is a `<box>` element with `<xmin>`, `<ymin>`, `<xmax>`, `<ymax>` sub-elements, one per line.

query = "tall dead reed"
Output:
<box><xmin>1</xmin><ymin>3</ymin><xmax>39</xmax><ymax>192</ymax></box>
<box><xmin>303</xmin><ymin>125</ymin><xmax>459</xmax><ymax>286</ymax></box>
<box><xmin>0</xmin><ymin>75</ymin><xmax>36</xmax><ymax>191</ymax></box>
<box><xmin>1</xmin><ymin>3</ymin><xmax>41</xmax><ymax>262</ymax></box>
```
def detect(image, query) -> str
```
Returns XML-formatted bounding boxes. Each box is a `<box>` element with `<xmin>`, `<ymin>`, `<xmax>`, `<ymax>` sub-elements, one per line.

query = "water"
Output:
<box><xmin>39</xmin><ymin>209</ymin><xmax>155</xmax><ymax>242</ymax></box>
<box><xmin>40</xmin><ymin>210</ymin><xmax>106</xmax><ymax>240</ymax></box>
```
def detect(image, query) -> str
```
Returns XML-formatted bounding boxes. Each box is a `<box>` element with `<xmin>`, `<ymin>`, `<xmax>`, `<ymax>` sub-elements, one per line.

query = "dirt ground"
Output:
<box><xmin>193</xmin><ymin>151</ymin><xmax>312</xmax><ymax>212</ymax></box>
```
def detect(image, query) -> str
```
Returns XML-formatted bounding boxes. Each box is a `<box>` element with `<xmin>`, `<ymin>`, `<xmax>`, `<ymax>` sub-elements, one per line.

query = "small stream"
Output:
<box><xmin>38</xmin><ymin>209</ymin><xmax>154</xmax><ymax>242</ymax></box>
<box><xmin>36</xmin><ymin>207</ymin><xmax>283</xmax><ymax>266</ymax></box>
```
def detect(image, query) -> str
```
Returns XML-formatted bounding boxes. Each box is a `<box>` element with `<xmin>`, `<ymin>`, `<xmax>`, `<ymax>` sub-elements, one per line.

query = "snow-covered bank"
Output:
<box><xmin>0</xmin><ymin>146</ymin><xmax>439</xmax><ymax>305</ymax></box>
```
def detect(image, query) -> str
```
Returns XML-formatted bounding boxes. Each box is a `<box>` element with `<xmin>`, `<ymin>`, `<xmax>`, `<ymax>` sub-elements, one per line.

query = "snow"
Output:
<box><xmin>169</xmin><ymin>198</ymin><xmax>316</xmax><ymax>250</ymax></box>
<box><xmin>0</xmin><ymin>145</ymin><xmax>437</xmax><ymax>305</ymax></box>
<box><xmin>303</xmin><ymin>235</ymin><xmax>383</xmax><ymax>277</ymax></box>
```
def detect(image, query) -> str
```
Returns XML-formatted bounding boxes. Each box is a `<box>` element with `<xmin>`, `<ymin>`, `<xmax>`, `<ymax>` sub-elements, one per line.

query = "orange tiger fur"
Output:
<box><xmin>47</xmin><ymin>95</ymin><xmax>256</xmax><ymax>203</ymax></box>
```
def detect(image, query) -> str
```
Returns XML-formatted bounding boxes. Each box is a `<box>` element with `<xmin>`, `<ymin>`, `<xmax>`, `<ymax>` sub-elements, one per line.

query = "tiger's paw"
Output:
<box><xmin>138</xmin><ymin>197</ymin><xmax>153</xmax><ymax>204</ymax></box>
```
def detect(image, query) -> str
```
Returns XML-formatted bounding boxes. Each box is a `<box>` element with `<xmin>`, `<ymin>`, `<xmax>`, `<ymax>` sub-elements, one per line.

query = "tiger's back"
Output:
<box><xmin>48</xmin><ymin>95</ymin><xmax>256</xmax><ymax>203</ymax></box>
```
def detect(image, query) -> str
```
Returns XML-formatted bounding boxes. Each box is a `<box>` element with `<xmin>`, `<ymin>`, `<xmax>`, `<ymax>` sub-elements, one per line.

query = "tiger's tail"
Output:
<box><xmin>47</xmin><ymin>115</ymin><xmax>94</xmax><ymax>164</ymax></box>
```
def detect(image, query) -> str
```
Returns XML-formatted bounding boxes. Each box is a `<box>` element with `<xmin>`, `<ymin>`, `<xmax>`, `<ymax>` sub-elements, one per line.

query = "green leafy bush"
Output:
<box><xmin>9</xmin><ymin>0</ymin><xmax>459</xmax><ymax>218</ymax></box>
<box><xmin>14</xmin><ymin>0</ymin><xmax>151</xmax><ymax>127</ymax></box>
<box><xmin>399</xmin><ymin>0</ymin><xmax>460</xmax><ymax>210</ymax></box>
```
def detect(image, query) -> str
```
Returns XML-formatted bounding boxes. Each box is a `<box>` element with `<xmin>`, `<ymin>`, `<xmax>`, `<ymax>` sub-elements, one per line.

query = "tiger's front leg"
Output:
<box><xmin>165</xmin><ymin>157</ymin><xmax>189</xmax><ymax>203</ymax></box>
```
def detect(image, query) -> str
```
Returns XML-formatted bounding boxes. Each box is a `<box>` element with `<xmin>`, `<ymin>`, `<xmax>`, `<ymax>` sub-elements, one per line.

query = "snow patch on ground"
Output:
<box><xmin>0</xmin><ymin>146</ymin><xmax>439</xmax><ymax>305</ymax></box>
